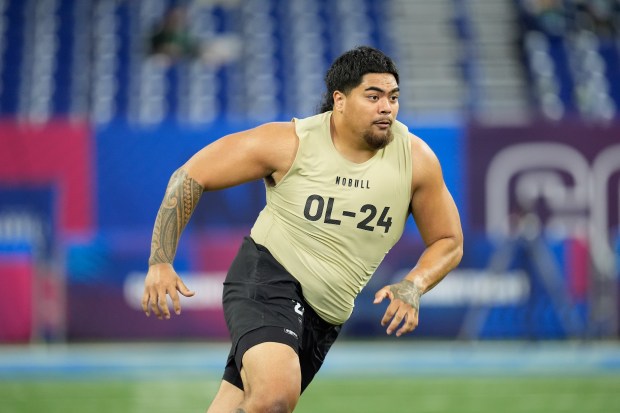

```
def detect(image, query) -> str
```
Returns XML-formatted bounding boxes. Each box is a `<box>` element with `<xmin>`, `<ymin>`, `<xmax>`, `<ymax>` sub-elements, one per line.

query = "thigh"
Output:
<box><xmin>223</xmin><ymin>325</ymin><xmax>302</xmax><ymax>390</ymax></box>
<box><xmin>241</xmin><ymin>342</ymin><xmax>302</xmax><ymax>406</ymax></box>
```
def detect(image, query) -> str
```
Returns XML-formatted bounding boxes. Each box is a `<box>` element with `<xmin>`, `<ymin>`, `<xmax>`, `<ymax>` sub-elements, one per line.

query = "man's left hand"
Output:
<box><xmin>373</xmin><ymin>280</ymin><xmax>422</xmax><ymax>337</ymax></box>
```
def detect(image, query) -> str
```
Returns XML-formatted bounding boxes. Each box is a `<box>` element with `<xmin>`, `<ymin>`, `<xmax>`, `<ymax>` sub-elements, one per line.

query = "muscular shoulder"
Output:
<box><xmin>250</xmin><ymin>121</ymin><xmax>297</xmax><ymax>145</ymax></box>
<box><xmin>409</xmin><ymin>133</ymin><xmax>435</xmax><ymax>160</ymax></box>
<box><xmin>409</xmin><ymin>133</ymin><xmax>443</xmax><ymax>190</ymax></box>
<box><xmin>183</xmin><ymin>121</ymin><xmax>299</xmax><ymax>190</ymax></box>
<box><xmin>249</xmin><ymin>121</ymin><xmax>299</xmax><ymax>184</ymax></box>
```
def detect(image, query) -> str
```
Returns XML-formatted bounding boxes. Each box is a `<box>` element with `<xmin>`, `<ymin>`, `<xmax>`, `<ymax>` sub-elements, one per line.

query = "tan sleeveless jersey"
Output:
<box><xmin>250</xmin><ymin>111</ymin><xmax>413</xmax><ymax>325</ymax></box>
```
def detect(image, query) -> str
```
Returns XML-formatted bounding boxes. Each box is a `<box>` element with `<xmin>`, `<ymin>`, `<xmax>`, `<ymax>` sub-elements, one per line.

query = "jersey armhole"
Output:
<box><xmin>270</xmin><ymin>119</ymin><xmax>302</xmax><ymax>189</ymax></box>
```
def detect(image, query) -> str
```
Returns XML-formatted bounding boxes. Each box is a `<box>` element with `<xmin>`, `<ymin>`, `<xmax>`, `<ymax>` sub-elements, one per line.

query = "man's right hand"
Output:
<box><xmin>141</xmin><ymin>263</ymin><xmax>195</xmax><ymax>320</ymax></box>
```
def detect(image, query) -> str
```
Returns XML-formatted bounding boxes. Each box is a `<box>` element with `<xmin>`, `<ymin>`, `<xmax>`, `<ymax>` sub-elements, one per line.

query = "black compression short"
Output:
<box><xmin>222</xmin><ymin>236</ymin><xmax>341</xmax><ymax>393</ymax></box>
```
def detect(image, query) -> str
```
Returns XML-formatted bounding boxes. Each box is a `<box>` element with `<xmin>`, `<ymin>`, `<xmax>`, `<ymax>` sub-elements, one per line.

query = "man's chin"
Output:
<box><xmin>364</xmin><ymin>131</ymin><xmax>394</xmax><ymax>150</ymax></box>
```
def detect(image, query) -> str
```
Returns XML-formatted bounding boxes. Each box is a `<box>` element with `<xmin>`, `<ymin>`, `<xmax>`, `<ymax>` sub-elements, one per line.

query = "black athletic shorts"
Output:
<box><xmin>222</xmin><ymin>236</ymin><xmax>341</xmax><ymax>393</ymax></box>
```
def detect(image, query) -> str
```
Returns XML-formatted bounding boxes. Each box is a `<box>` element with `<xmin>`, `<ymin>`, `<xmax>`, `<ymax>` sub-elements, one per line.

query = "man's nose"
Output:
<box><xmin>379</xmin><ymin>97</ymin><xmax>392</xmax><ymax>114</ymax></box>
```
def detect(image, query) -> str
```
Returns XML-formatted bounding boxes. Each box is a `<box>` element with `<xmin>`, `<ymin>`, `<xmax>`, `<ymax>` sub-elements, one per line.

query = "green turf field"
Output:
<box><xmin>1</xmin><ymin>341</ymin><xmax>619</xmax><ymax>413</ymax></box>
<box><xmin>0</xmin><ymin>376</ymin><xmax>620</xmax><ymax>413</ymax></box>
<box><xmin>1</xmin><ymin>375</ymin><xmax>619</xmax><ymax>413</ymax></box>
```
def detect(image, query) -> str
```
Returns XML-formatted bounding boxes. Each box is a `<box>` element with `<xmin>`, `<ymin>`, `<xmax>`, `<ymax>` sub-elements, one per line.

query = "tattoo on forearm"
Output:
<box><xmin>390</xmin><ymin>280</ymin><xmax>422</xmax><ymax>312</ymax></box>
<box><xmin>148</xmin><ymin>168</ymin><xmax>203</xmax><ymax>266</ymax></box>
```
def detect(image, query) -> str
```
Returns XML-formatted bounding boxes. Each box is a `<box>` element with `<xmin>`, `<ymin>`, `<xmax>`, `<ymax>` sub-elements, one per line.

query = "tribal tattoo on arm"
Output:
<box><xmin>389</xmin><ymin>280</ymin><xmax>422</xmax><ymax>312</ymax></box>
<box><xmin>148</xmin><ymin>168</ymin><xmax>204</xmax><ymax>266</ymax></box>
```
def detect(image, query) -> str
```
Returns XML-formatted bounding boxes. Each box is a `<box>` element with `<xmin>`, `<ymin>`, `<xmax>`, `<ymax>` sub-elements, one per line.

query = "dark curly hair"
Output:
<box><xmin>318</xmin><ymin>46</ymin><xmax>399</xmax><ymax>113</ymax></box>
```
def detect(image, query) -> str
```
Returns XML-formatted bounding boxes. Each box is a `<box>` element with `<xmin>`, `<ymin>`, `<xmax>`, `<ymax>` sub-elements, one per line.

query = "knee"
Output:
<box><xmin>245</xmin><ymin>393</ymin><xmax>298</xmax><ymax>413</ymax></box>
<box><xmin>261</xmin><ymin>398</ymin><xmax>293</xmax><ymax>413</ymax></box>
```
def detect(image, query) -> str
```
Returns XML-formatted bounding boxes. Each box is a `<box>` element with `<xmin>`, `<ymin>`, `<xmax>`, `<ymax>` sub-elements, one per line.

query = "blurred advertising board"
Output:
<box><xmin>463</xmin><ymin>121</ymin><xmax>619</xmax><ymax>339</ymax></box>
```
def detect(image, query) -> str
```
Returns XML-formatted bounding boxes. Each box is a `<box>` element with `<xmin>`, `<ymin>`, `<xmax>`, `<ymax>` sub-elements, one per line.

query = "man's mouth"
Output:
<box><xmin>373</xmin><ymin>119</ymin><xmax>392</xmax><ymax>128</ymax></box>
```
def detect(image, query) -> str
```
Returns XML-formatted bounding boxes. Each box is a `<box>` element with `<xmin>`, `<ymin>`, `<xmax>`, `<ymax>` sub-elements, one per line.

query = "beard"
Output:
<box><xmin>363</xmin><ymin>127</ymin><xmax>394</xmax><ymax>150</ymax></box>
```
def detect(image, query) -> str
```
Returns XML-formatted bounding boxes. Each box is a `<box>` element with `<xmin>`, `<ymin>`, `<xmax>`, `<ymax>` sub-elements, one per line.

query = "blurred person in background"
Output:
<box><xmin>149</xmin><ymin>5</ymin><xmax>200</xmax><ymax>62</ymax></box>
<box><xmin>148</xmin><ymin>3</ymin><xmax>241</xmax><ymax>67</ymax></box>
<box><xmin>142</xmin><ymin>46</ymin><xmax>463</xmax><ymax>413</ymax></box>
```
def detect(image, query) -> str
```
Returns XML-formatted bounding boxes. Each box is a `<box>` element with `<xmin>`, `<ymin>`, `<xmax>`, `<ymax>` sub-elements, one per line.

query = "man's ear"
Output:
<box><xmin>333</xmin><ymin>91</ymin><xmax>345</xmax><ymax>113</ymax></box>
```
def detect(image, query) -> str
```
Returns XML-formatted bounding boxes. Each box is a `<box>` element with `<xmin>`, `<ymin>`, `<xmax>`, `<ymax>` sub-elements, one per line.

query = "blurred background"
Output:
<box><xmin>0</xmin><ymin>0</ymin><xmax>619</xmax><ymax>411</ymax></box>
